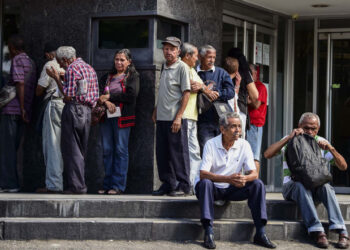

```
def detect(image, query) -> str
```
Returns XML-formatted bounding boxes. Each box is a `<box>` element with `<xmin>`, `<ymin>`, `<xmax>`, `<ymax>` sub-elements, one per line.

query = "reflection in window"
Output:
<box><xmin>157</xmin><ymin>19</ymin><xmax>182</xmax><ymax>49</ymax></box>
<box><xmin>98</xmin><ymin>19</ymin><xmax>149</xmax><ymax>49</ymax></box>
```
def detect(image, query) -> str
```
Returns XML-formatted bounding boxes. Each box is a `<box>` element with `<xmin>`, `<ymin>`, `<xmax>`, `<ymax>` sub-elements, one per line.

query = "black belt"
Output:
<box><xmin>69</xmin><ymin>98</ymin><xmax>92</xmax><ymax>108</ymax></box>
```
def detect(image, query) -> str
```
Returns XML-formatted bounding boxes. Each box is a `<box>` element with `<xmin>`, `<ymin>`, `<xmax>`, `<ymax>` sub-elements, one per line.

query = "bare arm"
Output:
<box><xmin>171</xmin><ymin>90</ymin><xmax>190</xmax><ymax>133</ymax></box>
<box><xmin>264</xmin><ymin>128</ymin><xmax>304</xmax><ymax>159</ymax></box>
<box><xmin>36</xmin><ymin>85</ymin><xmax>46</xmax><ymax>97</ymax></box>
<box><xmin>191</xmin><ymin>80</ymin><xmax>219</xmax><ymax>101</ymax></box>
<box><xmin>200</xmin><ymin>169</ymin><xmax>258</xmax><ymax>188</ymax></box>
<box><xmin>15</xmin><ymin>81</ymin><xmax>29</xmax><ymax>123</ymax></box>
<box><xmin>318</xmin><ymin>141</ymin><xmax>348</xmax><ymax>171</ymax></box>
<box><xmin>152</xmin><ymin>107</ymin><xmax>157</xmax><ymax>123</ymax></box>
<box><xmin>246</xmin><ymin>82</ymin><xmax>260</xmax><ymax>109</ymax></box>
<box><xmin>200</xmin><ymin>170</ymin><xmax>230</xmax><ymax>183</ymax></box>
<box><xmin>46</xmin><ymin>67</ymin><xmax>64</xmax><ymax>96</ymax></box>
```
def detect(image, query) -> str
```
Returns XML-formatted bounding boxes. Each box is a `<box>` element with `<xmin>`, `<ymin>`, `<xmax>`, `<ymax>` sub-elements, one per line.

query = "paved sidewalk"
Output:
<box><xmin>0</xmin><ymin>240</ymin><xmax>343</xmax><ymax>250</ymax></box>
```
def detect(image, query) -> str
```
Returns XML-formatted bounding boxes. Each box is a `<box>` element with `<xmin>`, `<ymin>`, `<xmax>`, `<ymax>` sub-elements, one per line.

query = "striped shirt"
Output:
<box><xmin>63</xmin><ymin>58</ymin><xmax>99</xmax><ymax>107</ymax></box>
<box><xmin>281</xmin><ymin>135</ymin><xmax>334</xmax><ymax>184</ymax></box>
<box><xmin>1</xmin><ymin>52</ymin><xmax>36</xmax><ymax>120</ymax></box>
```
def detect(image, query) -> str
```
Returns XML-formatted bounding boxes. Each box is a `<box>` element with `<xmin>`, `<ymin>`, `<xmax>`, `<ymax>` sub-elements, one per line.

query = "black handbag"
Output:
<box><xmin>197</xmin><ymin>92</ymin><xmax>212</xmax><ymax>115</ymax></box>
<box><xmin>213</xmin><ymin>101</ymin><xmax>232</xmax><ymax>118</ymax></box>
<box><xmin>285</xmin><ymin>134</ymin><xmax>332</xmax><ymax>189</ymax></box>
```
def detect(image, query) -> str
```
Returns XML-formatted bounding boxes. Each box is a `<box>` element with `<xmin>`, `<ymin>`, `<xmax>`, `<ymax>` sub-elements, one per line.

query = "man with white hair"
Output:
<box><xmin>264</xmin><ymin>112</ymin><xmax>349</xmax><ymax>249</ymax></box>
<box><xmin>35</xmin><ymin>42</ymin><xmax>65</xmax><ymax>194</ymax></box>
<box><xmin>179</xmin><ymin>43</ymin><xmax>217</xmax><ymax>191</ymax></box>
<box><xmin>196</xmin><ymin>45</ymin><xmax>235</xmax><ymax>153</ymax></box>
<box><xmin>47</xmin><ymin>46</ymin><xmax>99</xmax><ymax>194</ymax></box>
<box><xmin>196</xmin><ymin>112</ymin><xmax>275</xmax><ymax>249</ymax></box>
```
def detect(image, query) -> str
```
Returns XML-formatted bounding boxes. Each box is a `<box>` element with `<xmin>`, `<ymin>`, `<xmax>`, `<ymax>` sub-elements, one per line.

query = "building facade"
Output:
<box><xmin>0</xmin><ymin>0</ymin><xmax>349</xmax><ymax>193</ymax></box>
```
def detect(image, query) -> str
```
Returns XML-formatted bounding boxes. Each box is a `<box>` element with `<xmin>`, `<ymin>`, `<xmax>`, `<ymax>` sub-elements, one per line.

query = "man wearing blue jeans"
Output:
<box><xmin>246</xmin><ymin>63</ymin><xmax>267</xmax><ymax>175</ymax></box>
<box><xmin>264</xmin><ymin>112</ymin><xmax>349</xmax><ymax>249</ymax></box>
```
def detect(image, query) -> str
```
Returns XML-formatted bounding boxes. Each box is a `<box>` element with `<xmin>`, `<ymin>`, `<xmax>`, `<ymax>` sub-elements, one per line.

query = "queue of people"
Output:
<box><xmin>0</xmin><ymin>34</ymin><xmax>348</xmax><ymax>249</ymax></box>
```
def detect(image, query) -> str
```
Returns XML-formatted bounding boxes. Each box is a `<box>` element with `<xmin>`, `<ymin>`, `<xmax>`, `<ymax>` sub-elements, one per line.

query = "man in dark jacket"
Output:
<box><xmin>196</xmin><ymin>45</ymin><xmax>235</xmax><ymax>153</ymax></box>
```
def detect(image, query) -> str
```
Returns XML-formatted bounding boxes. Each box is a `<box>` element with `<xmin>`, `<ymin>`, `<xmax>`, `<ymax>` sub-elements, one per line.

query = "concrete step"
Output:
<box><xmin>0</xmin><ymin>194</ymin><xmax>349</xmax><ymax>221</ymax></box>
<box><xmin>1</xmin><ymin>217</ymin><xmax>350</xmax><ymax>241</ymax></box>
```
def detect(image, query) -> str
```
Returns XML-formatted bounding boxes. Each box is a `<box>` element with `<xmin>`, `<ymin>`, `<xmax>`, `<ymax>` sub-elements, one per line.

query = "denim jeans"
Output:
<box><xmin>246</xmin><ymin>124</ymin><xmax>263</xmax><ymax>161</ymax></box>
<box><xmin>42</xmin><ymin>99</ymin><xmax>65</xmax><ymax>191</ymax></box>
<box><xmin>283</xmin><ymin>180</ymin><xmax>348</xmax><ymax>234</ymax></box>
<box><xmin>100</xmin><ymin>117</ymin><xmax>131</xmax><ymax>192</ymax></box>
<box><xmin>0</xmin><ymin>114</ymin><xmax>23</xmax><ymax>189</ymax></box>
<box><xmin>197</xmin><ymin>122</ymin><xmax>220</xmax><ymax>155</ymax></box>
<box><xmin>187</xmin><ymin>120</ymin><xmax>201</xmax><ymax>190</ymax></box>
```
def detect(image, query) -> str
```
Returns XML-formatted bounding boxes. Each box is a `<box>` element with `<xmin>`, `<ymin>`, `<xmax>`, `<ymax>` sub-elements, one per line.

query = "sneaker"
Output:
<box><xmin>0</xmin><ymin>188</ymin><xmax>20</xmax><ymax>193</ymax></box>
<box><xmin>214</xmin><ymin>200</ymin><xmax>226</xmax><ymax>206</ymax></box>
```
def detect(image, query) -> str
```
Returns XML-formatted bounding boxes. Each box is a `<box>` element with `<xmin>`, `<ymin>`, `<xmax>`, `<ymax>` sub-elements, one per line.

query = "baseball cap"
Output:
<box><xmin>161</xmin><ymin>36</ymin><xmax>181</xmax><ymax>47</ymax></box>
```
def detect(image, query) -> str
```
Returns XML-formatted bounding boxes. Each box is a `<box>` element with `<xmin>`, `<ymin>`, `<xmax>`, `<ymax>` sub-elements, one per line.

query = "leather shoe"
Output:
<box><xmin>313</xmin><ymin>232</ymin><xmax>329</xmax><ymax>249</ymax></box>
<box><xmin>204</xmin><ymin>231</ymin><xmax>216</xmax><ymax>249</ymax></box>
<box><xmin>36</xmin><ymin>187</ymin><xmax>62</xmax><ymax>194</ymax></box>
<box><xmin>337</xmin><ymin>234</ymin><xmax>349</xmax><ymax>249</ymax></box>
<box><xmin>168</xmin><ymin>190</ymin><xmax>185</xmax><ymax>197</ymax></box>
<box><xmin>253</xmin><ymin>233</ymin><xmax>276</xmax><ymax>248</ymax></box>
<box><xmin>63</xmin><ymin>190</ymin><xmax>86</xmax><ymax>195</ymax></box>
<box><xmin>152</xmin><ymin>188</ymin><xmax>168</xmax><ymax>196</ymax></box>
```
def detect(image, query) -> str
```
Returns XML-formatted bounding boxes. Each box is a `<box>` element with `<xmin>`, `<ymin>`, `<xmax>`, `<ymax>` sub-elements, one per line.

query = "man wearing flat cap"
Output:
<box><xmin>152</xmin><ymin>36</ymin><xmax>192</xmax><ymax>196</ymax></box>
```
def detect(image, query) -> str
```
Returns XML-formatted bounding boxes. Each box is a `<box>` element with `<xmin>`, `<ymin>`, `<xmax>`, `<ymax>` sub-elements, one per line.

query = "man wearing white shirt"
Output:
<box><xmin>195</xmin><ymin>112</ymin><xmax>275</xmax><ymax>249</ymax></box>
<box><xmin>35</xmin><ymin>42</ymin><xmax>65</xmax><ymax>193</ymax></box>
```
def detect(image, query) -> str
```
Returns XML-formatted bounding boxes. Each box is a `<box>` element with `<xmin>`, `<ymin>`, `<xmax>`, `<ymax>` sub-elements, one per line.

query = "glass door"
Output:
<box><xmin>221</xmin><ymin>15</ymin><xmax>279</xmax><ymax>191</ymax></box>
<box><xmin>318</xmin><ymin>32</ymin><xmax>350</xmax><ymax>193</ymax></box>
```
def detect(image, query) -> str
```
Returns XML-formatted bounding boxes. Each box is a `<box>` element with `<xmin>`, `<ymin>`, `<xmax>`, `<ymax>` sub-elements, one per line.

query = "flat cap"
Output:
<box><xmin>162</xmin><ymin>36</ymin><xmax>181</xmax><ymax>47</ymax></box>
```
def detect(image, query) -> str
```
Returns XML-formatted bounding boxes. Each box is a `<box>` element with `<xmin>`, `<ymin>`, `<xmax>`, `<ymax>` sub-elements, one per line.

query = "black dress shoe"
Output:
<box><xmin>204</xmin><ymin>232</ymin><xmax>216</xmax><ymax>249</ymax></box>
<box><xmin>152</xmin><ymin>188</ymin><xmax>168</xmax><ymax>196</ymax></box>
<box><xmin>253</xmin><ymin>234</ymin><xmax>276</xmax><ymax>248</ymax></box>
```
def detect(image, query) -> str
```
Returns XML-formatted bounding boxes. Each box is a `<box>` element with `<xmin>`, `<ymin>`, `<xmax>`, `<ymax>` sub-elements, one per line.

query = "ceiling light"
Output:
<box><xmin>311</xmin><ymin>4</ymin><xmax>330</xmax><ymax>8</ymax></box>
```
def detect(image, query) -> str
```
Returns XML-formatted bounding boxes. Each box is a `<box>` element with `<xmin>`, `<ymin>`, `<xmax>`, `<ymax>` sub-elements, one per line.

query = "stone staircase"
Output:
<box><xmin>0</xmin><ymin>193</ymin><xmax>349</xmax><ymax>241</ymax></box>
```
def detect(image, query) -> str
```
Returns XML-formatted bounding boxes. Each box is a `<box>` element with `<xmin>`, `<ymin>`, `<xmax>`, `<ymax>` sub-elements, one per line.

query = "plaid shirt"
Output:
<box><xmin>63</xmin><ymin>58</ymin><xmax>99</xmax><ymax>107</ymax></box>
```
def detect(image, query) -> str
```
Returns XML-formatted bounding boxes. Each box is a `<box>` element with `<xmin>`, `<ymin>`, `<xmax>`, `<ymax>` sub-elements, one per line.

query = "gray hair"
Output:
<box><xmin>219</xmin><ymin>112</ymin><xmax>241</xmax><ymax>128</ymax></box>
<box><xmin>199</xmin><ymin>45</ymin><xmax>216</xmax><ymax>57</ymax></box>
<box><xmin>179</xmin><ymin>43</ymin><xmax>197</xmax><ymax>58</ymax></box>
<box><xmin>56</xmin><ymin>46</ymin><xmax>76</xmax><ymax>60</ymax></box>
<box><xmin>299</xmin><ymin>112</ymin><xmax>321</xmax><ymax>127</ymax></box>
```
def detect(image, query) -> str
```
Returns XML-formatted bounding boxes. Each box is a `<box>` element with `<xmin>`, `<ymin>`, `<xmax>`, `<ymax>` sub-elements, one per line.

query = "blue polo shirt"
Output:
<box><xmin>196</xmin><ymin>65</ymin><xmax>235</xmax><ymax>123</ymax></box>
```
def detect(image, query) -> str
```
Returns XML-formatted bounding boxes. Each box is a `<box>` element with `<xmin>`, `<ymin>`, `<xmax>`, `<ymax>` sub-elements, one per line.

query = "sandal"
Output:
<box><xmin>97</xmin><ymin>190</ymin><xmax>107</xmax><ymax>194</ymax></box>
<box><xmin>107</xmin><ymin>189</ymin><xmax>122</xmax><ymax>195</ymax></box>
